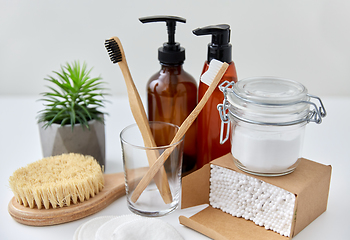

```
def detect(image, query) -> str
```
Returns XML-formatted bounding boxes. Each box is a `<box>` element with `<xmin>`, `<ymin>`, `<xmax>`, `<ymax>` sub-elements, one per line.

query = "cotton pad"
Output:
<box><xmin>95</xmin><ymin>215</ymin><xmax>141</xmax><ymax>240</ymax></box>
<box><xmin>73</xmin><ymin>224</ymin><xmax>83</xmax><ymax>240</ymax></box>
<box><xmin>112</xmin><ymin>218</ymin><xmax>184</xmax><ymax>240</ymax></box>
<box><xmin>75</xmin><ymin>216</ymin><xmax>116</xmax><ymax>240</ymax></box>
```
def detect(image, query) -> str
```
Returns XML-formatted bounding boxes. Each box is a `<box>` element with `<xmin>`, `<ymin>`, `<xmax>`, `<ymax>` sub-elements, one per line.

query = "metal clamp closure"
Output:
<box><xmin>217</xmin><ymin>81</ymin><xmax>235</xmax><ymax>144</ymax></box>
<box><xmin>305</xmin><ymin>94</ymin><xmax>327</xmax><ymax>124</ymax></box>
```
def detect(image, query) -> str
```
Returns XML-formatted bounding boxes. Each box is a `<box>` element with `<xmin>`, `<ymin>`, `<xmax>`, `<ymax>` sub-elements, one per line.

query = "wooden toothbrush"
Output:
<box><xmin>105</xmin><ymin>37</ymin><xmax>172</xmax><ymax>204</ymax></box>
<box><xmin>130</xmin><ymin>60</ymin><xmax>229</xmax><ymax>203</ymax></box>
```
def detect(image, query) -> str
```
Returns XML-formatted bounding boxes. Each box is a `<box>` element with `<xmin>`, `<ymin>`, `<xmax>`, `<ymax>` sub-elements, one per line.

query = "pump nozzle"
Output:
<box><xmin>193</xmin><ymin>24</ymin><xmax>232</xmax><ymax>63</ymax></box>
<box><xmin>139</xmin><ymin>15</ymin><xmax>186</xmax><ymax>65</ymax></box>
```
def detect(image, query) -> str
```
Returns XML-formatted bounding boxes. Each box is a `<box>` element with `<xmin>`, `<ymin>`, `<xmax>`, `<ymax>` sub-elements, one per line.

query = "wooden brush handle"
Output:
<box><xmin>130</xmin><ymin>62</ymin><xmax>229</xmax><ymax>203</ymax></box>
<box><xmin>112</xmin><ymin>37</ymin><xmax>172</xmax><ymax>204</ymax></box>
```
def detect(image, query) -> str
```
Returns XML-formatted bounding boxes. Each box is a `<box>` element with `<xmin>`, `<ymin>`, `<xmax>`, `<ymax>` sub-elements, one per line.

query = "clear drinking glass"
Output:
<box><xmin>120</xmin><ymin>121</ymin><xmax>184</xmax><ymax>217</ymax></box>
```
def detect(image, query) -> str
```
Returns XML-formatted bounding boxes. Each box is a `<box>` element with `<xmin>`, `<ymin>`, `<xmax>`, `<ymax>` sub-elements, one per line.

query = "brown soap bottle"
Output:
<box><xmin>140</xmin><ymin>16</ymin><xmax>198</xmax><ymax>174</ymax></box>
<box><xmin>193</xmin><ymin>24</ymin><xmax>238</xmax><ymax>169</ymax></box>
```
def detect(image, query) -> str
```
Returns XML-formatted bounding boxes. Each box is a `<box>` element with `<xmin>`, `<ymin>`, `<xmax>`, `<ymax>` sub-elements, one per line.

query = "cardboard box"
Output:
<box><xmin>179</xmin><ymin>153</ymin><xmax>332</xmax><ymax>239</ymax></box>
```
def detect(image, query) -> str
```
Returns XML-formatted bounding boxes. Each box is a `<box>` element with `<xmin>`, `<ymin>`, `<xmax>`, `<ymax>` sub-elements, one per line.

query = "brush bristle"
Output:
<box><xmin>9</xmin><ymin>153</ymin><xmax>104</xmax><ymax>209</ymax></box>
<box><xmin>200</xmin><ymin>59</ymin><xmax>224</xmax><ymax>86</ymax></box>
<box><xmin>105</xmin><ymin>38</ymin><xmax>122</xmax><ymax>64</ymax></box>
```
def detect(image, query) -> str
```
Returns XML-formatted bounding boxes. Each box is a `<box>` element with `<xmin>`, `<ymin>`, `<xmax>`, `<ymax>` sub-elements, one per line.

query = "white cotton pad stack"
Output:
<box><xmin>95</xmin><ymin>215</ymin><xmax>141</xmax><ymax>240</ymax></box>
<box><xmin>209</xmin><ymin>164</ymin><xmax>296</xmax><ymax>237</ymax></box>
<box><xmin>111</xmin><ymin>218</ymin><xmax>184</xmax><ymax>240</ymax></box>
<box><xmin>75</xmin><ymin>216</ymin><xmax>116</xmax><ymax>240</ymax></box>
<box><xmin>73</xmin><ymin>214</ymin><xmax>184</xmax><ymax>240</ymax></box>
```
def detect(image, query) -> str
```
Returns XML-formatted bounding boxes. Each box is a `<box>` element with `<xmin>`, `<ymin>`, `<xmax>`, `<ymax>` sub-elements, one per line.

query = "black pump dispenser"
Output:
<box><xmin>139</xmin><ymin>15</ymin><xmax>186</xmax><ymax>65</ymax></box>
<box><xmin>192</xmin><ymin>24</ymin><xmax>232</xmax><ymax>63</ymax></box>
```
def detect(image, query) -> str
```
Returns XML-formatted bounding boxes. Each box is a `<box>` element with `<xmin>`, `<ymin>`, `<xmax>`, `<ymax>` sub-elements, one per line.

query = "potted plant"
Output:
<box><xmin>37</xmin><ymin>61</ymin><xmax>108</xmax><ymax>170</ymax></box>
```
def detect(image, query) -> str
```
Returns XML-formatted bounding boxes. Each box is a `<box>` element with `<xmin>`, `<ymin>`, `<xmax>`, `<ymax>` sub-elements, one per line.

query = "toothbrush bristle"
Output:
<box><xmin>105</xmin><ymin>38</ymin><xmax>122</xmax><ymax>64</ymax></box>
<box><xmin>200</xmin><ymin>59</ymin><xmax>224</xmax><ymax>86</ymax></box>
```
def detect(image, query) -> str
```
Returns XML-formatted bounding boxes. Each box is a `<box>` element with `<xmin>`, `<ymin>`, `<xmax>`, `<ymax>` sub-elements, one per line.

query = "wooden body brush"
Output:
<box><xmin>8</xmin><ymin>153</ymin><xmax>147</xmax><ymax>226</ymax></box>
<box><xmin>131</xmin><ymin>60</ymin><xmax>229</xmax><ymax>203</ymax></box>
<box><xmin>105</xmin><ymin>37</ymin><xmax>172</xmax><ymax>204</ymax></box>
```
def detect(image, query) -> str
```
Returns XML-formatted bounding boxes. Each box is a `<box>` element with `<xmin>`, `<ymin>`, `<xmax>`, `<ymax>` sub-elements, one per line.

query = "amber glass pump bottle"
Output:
<box><xmin>193</xmin><ymin>24</ymin><xmax>238</xmax><ymax>169</ymax></box>
<box><xmin>139</xmin><ymin>16</ymin><xmax>198</xmax><ymax>174</ymax></box>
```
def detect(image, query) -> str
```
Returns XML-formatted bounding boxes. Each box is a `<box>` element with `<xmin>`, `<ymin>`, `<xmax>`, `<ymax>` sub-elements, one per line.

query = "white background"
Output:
<box><xmin>1</xmin><ymin>0</ymin><xmax>349</xmax><ymax>97</ymax></box>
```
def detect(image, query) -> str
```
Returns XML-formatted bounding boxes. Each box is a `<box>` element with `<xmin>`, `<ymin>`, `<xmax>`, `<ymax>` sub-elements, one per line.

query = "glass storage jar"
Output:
<box><xmin>217</xmin><ymin>77</ymin><xmax>326</xmax><ymax>176</ymax></box>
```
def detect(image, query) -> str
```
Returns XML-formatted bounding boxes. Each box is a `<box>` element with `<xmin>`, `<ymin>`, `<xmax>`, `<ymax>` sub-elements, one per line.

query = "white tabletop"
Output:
<box><xmin>1</xmin><ymin>95</ymin><xmax>349</xmax><ymax>240</ymax></box>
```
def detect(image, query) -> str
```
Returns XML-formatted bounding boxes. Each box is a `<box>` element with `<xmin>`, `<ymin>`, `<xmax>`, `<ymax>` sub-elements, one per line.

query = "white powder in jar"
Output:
<box><xmin>230</xmin><ymin>121</ymin><xmax>306</xmax><ymax>173</ymax></box>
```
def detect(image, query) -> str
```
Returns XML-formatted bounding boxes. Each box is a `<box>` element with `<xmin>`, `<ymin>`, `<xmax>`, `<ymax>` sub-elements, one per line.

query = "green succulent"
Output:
<box><xmin>37</xmin><ymin>61</ymin><xmax>108</xmax><ymax>130</ymax></box>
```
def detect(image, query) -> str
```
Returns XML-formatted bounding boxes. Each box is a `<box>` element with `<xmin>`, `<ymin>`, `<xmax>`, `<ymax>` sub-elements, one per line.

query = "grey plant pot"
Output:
<box><xmin>38</xmin><ymin>117</ymin><xmax>106</xmax><ymax>171</ymax></box>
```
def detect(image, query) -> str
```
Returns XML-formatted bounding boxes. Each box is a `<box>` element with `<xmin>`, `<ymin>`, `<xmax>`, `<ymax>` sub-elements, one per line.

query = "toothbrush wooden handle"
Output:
<box><xmin>130</xmin><ymin>62</ymin><xmax>229</xmax><ymax>203</ymax></box>
<box><xmin>118</xmin><ymin>61</ymin><xmax>172</xmax><ymax>204</ymax></box>
<box><xmin>168</xmin><ymin>62</ymin><xmax>229</xmax><ymax>144</ymax></box>
<box><xmin>118</xmin><ymin>61</ymin><xmax>155</xmax><ymax>146</ymax></box>
<box><xmin>113</xmin><ymin>37</ymin><xmax>172</xmax><ymax>204</ymax></box>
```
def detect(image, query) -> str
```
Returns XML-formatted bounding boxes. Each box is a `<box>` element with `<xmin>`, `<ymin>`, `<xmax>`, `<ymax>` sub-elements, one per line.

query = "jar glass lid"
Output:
<box><xmin>226</xmin><ymin>77</ymin><xmax>311</xmax><ymax>124</ymax></box>
<box><xmin>231</xmin><ymin>77</ymin><xmax>308</xmax><ymax>105</ymax></box>
<box><xmin>217</xmin><ymin>77</ymin><xmax>326</xmax><ymax>143</ymax></box>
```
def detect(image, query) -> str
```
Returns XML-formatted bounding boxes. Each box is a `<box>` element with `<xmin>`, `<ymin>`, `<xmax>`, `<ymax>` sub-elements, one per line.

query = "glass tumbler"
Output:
<box><xmin>120</xmin><ymin>121</ymin><xmax>184</xmax><ymax>217</ymax></box>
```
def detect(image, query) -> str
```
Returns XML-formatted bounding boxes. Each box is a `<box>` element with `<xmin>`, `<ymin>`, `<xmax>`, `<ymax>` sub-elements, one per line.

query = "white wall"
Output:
<box><xmin>1</xmin><ymin>0</ymin><xmax>349</xmax><ymax>97</ymax></box>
